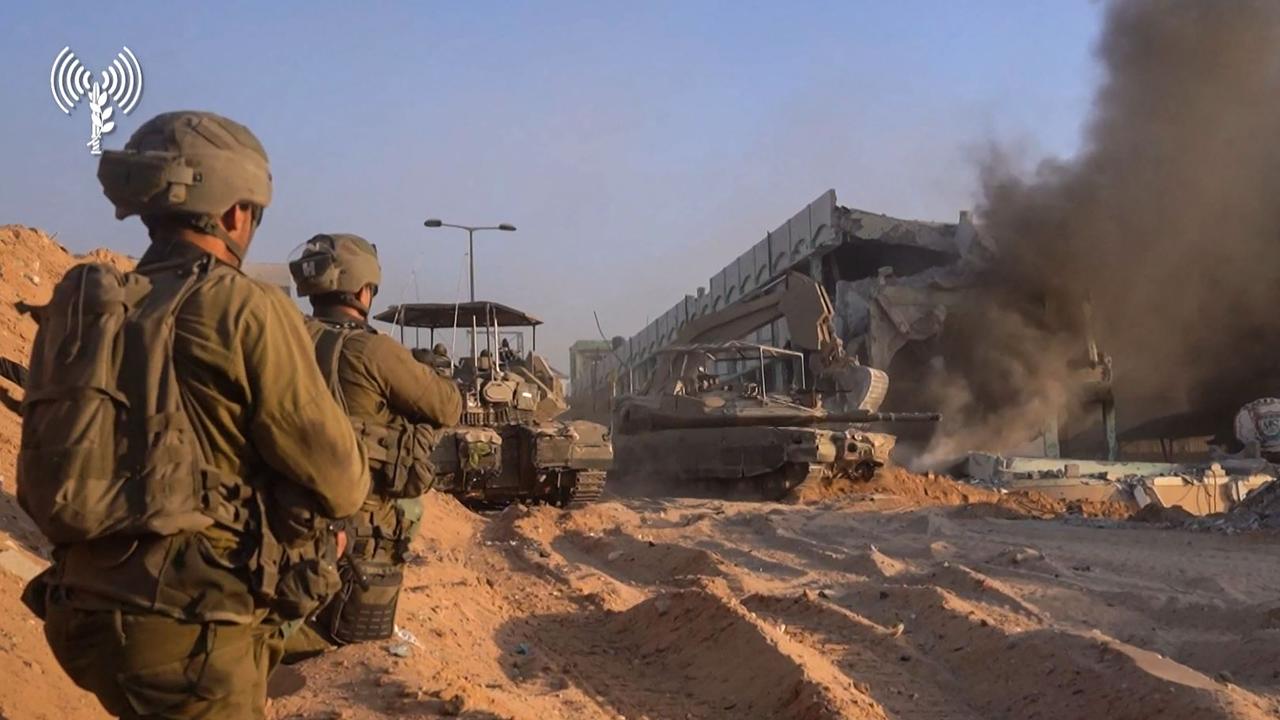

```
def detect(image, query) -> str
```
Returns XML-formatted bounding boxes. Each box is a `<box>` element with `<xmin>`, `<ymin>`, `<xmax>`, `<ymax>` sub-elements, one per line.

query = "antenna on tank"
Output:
<box><xmin>450</xmin><ymin>250</ymin><xmax>467</xmax><ymax>358</ymax></box>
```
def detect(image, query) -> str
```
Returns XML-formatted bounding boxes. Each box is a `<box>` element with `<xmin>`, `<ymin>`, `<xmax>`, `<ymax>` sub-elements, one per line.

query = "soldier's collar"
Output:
<box><xmin>312</xmin><ymin>305</ymin><xmax>371</xmax><ymax>330</ymax></box>
<box><xmin>140</xmin><ymin>235</ymin><xmax>241</xmax><ymax>272</ymax></box>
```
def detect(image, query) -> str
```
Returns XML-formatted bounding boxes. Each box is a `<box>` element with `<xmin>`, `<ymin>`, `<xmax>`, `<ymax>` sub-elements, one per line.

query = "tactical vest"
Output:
<box><xmin>18</xmin><ymin>257</ymin><xmax>249</xmax><ymax>545</ymax></box>
<box><xmin>311</xmin><ymin>322</ymin><xmax>439</xmax><ymax>500</ymax></box>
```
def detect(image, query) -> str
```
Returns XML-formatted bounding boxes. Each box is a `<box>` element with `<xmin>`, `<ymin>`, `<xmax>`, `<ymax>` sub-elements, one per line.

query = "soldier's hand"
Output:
<box><xmin>335</xmin><ymin>529</ymin><xmax>348</xmax><ymax>557</ymax></box>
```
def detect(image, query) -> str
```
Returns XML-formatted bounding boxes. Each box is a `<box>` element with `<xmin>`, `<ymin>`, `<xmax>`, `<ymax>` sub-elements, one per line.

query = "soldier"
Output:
<box><xmin>18</xmin><ymin>111</ymin><xmax>370</xmax><ymax>719</ymax></box>
<box><xmin>431</xmin><ymin>342</ymin><xmax>454</xmax><ymax>375</ymax></box>
<box><xmin>284</xmin><ymin>233</ymin><xmax>462</xmax><ymax>656</ymax></box>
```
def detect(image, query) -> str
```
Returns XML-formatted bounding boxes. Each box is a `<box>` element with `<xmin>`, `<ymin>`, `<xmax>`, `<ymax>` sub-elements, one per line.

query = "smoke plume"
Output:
<box><xmin>922</xmin><ymin>0</ymin><xmax>1280</xmax><ymax>464</ymax></box>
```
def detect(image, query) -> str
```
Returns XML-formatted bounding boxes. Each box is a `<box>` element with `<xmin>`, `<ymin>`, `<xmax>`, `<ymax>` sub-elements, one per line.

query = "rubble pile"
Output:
<box><xmin>1194</xmin><ymin>480</ymin><xmax>1280</xmax><ymax>532</ymax></box>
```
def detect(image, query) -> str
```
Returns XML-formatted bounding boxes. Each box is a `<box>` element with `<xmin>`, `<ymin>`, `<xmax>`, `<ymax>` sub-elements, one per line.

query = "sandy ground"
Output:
<box><xmin>0</xmin><ymin>226</ymin><xmax>1277</xmax><ymax>719</ymax></box>
<box><xmin>255</xmin><ymin>486</ymin><xmax>1280</xmax><ymax>720</ymax></box>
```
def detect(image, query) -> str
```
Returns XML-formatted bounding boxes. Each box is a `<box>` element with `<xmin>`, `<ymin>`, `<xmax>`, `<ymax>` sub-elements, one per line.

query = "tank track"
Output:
<box><xmin>607</xmin><ymin>462</ymin><xmax>824</xmax><ymax>502</ymax></box>
<box><xmin>565</xmin><ymin>471</ymin><xmax>607</xmax><ymax>508</ymax></box>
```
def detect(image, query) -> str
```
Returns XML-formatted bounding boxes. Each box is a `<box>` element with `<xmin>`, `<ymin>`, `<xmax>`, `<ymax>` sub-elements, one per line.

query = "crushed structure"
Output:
<box><xmin>570</xmin><ymin>189</ymin><xmax>980</xmax><ymax>405</ymax></box>
<box><xmin>570</xmin><ymin>192</ymin><xmax>1277</xmax><ymax>516</ymax></box>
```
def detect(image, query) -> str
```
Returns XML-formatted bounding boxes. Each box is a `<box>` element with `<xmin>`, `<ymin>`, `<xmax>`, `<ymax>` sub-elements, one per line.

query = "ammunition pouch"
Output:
<box><xmin>344</xmin><ymin>496</ymin><xmax>413</xmax><ymax>565</ymax></box>
<box><xmin>351</xmin><ymin>418</ymin><xmax>439</xmax><ymax>499</ymax></box>
<box><xmin>264</xmin><ymin>481</ymin><xmax>332</xmax><ymax>546</ymax></box>
<box><xmin>310</xmin><ymin>322</ymin><xmax>441</xmax><ymax>500</ymax></box>
<box><xmin>317</xmin><ymin>556</ymin><xmax>403</xmax><ymax>644</ymax></box>
<box><xmin>271</xmin><ymin>530</ymin><xmax>341</xmax><ymax>623</ymax></box>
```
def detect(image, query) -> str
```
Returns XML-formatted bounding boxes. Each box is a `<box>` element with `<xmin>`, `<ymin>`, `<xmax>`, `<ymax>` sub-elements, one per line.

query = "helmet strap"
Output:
<box><xmin>191</xmin><ymin>215</ymin><xmax>246</xmax><ymax>266</ymax></box>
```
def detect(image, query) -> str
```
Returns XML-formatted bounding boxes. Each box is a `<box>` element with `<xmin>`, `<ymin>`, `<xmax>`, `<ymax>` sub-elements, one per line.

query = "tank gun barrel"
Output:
<box><xmin>827</xmin><ymin>411</ymin><xmax>941</xmax><ymax>424</ymax></box>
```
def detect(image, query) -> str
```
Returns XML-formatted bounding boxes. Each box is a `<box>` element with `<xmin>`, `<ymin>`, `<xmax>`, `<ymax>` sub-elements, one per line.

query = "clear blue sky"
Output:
<box><xmin>0</xmin><ymin>1</ymin><xmax>1104</xmax><ymax>368</ymax></box>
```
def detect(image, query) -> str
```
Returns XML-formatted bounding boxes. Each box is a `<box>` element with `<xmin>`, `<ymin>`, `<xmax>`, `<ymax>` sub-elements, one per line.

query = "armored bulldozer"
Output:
<box><xmin>603</xmin><ymin>271</ymin><xmax>938</xmax><ymax>499</ymax></box>
<box><xmin>610</xmin><ymin>341</ymin><xmax>938</xmax><ymax>499</ymax></box>
<box><xmin>375</xmin><ymin>301</ymin><xmax>611</xmax><ymax>508</ymax></box>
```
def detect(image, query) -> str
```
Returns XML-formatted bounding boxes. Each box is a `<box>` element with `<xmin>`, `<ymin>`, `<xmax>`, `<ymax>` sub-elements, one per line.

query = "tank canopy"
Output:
<box><xmin>376</xmin><ymin>301</ymin><xmax>543</xmax><ymax>329</ymax></box>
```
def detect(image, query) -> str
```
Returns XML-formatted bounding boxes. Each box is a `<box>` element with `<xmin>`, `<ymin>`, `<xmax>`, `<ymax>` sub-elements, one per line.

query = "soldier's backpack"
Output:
<box><xmin>17</xmin><ymin>257</ymin><xmax>237</xmax><ymax>545</ymax></box>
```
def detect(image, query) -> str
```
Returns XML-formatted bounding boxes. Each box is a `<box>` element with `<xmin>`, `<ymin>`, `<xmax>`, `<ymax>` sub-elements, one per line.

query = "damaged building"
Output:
<box><xmin>570</xmin><ymin>189</ymin><xmax>1012</xmax><ymax>428</ymax></box>
<box><xmin>570</xmin><ymin>189</ymin><xmax>1278</xmax><ymax>516</ymax></box>
<box><xmin>570</xmin><ymin>189</ymin><xmax>984</xmax><ymax>403</ymax></box>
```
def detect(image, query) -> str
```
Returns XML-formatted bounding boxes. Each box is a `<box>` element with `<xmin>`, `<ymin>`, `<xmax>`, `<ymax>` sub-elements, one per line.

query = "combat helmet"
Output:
<box><xmin>289</xmin><ymin>233</ymin><xmax>382</xmax><ymax>311</ymax></box>
<box><xmin>97</xmin><ymin>111</ymin><xmax>272</xmax><ymax>258</ymax></box>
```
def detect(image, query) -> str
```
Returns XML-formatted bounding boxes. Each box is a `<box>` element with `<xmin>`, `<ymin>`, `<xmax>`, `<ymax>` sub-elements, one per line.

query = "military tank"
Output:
<box><xmin>375</xmin><ymin>300</ymin><xmax>611</xmax><ymax>508</ymax></box>
<box><xmin>610</xmin><ymin>341</ymin><xmax>938</xmax><ymax>499</ymax></box>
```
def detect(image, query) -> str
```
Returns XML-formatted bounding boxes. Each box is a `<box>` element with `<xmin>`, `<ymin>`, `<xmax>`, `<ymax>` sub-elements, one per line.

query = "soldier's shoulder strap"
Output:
<box><xmin>312</xmin><ymin>321</ymin><xmax>358</xmax><ymax>413</ymax></box>
<box><xmin>0</xmin><ymin>356</ymin><xmax>27</xmax><ymax>388</ymax></box>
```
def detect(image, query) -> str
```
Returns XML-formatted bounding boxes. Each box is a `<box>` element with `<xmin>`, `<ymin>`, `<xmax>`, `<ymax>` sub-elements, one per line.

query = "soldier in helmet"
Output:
<box><xmin>284</xmin><ymin>233</ymin><xmax>461</xmax><ymax>657</ymax></box>
<box><xmin>23</xmin><ymin>112</ymin><xmax>370</xmax><ymax>719</ymax></box>
<box><xmin>432</xmin><ymin>344</ymin><xmax>455</xmax><ymax>377</ymax></box>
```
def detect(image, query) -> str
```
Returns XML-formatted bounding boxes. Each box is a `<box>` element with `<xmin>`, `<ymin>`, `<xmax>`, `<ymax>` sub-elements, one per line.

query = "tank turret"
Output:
<box><xmin>609</xmin><ymin>341</ymin><xmax>938</xmax><ymax>499</ymax></box>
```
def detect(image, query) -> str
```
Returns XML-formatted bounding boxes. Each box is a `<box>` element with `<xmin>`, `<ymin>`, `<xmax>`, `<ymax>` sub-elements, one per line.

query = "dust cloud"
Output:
<box><xmin>918</xmin><ymin>0</ymin><xmax>1280</xmax><ymax>466</ymax></box>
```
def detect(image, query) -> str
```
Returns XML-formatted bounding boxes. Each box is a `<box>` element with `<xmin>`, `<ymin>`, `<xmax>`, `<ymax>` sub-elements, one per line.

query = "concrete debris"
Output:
<box><xmin>1192</xmin><ymin>479</ymin><xmax>1280</xmax><ymax>532</ymax></box>
<box><xmin>964</xmin><ymin>452</ymin><xmax>1276</xmax><ymax>517</ymax></box>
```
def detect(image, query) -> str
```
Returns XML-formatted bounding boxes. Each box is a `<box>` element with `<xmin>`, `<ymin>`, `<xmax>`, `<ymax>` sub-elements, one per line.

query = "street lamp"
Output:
<box><xmin>423</xmin><ymin>218</ymin><xmax>517</xmax><ymax>302</ymax></box>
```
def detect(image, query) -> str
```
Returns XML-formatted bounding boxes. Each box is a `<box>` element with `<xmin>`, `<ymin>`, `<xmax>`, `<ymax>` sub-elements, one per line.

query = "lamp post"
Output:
<box><xmin>423</xmin><ymin>219</ymin><xmax>517</xmax><ymax>302</ymax></box>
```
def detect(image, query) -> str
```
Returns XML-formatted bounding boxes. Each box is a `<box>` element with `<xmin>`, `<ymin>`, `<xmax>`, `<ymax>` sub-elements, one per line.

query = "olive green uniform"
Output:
<box><xmin>313</xmin><ymin>310</ymin><xmax>462</xmax><ymax>430</ymax></box>
<box><xmin>283</xmin><ymin>307</ymin><xmax>461</xmax><ymax>656</ymax></box>
<box><xmin>40</xmin><ymin>240</ymin><xmax>370</xmax><ymax>719</ymax></box>
<box><xmin>310</xmin><ymin>307</ymin><xmax>461</xmax><ymax>555</ymax></box>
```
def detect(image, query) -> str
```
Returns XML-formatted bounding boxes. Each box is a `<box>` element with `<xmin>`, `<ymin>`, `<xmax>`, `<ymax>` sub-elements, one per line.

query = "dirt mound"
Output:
<box><xmin>791</xmin><ymin>466</ymin><xmax>1136</xmax><ymax>520</ymax></box>
<box><xmin>786</xmin><ymin>466</ymin><xmax>993</xmax><ymax>506</ymax></box>
<box><xmin>575</xmin><ymin>581</ymin><xmax>888</xmax><ymax>719</ymax></box>
<box><xmin>415</xmin><ymin>490</ymin><xmax>483</xmax><ymax>551</ymax></box>
<box><xmin>493</xmin><ymin>500</ymin><xmax>642</xmax><ymax>547</ymax></box>
<box><xmin>864</xmin><ymin>466</ymin><xmax>1000</xmax><ymax>504</ymax></box>
<box><xmin>77</xmin><ymin>246</ymin><xmax>136</xmax><ymax>273</ymax></box>
<box><xmin>0</xmin><ymin>225</ymin><xmax>135</xmax><ymax>363</ymax></box>
<box><xmin>561</xmin><ymin>530</ymin><xmax>731</xmax><ymax>586</ymax></box>
<box><xmin>751</xmin><ymin>585</ymin><xmax>1269</xmax><ymax>720</ymax></box>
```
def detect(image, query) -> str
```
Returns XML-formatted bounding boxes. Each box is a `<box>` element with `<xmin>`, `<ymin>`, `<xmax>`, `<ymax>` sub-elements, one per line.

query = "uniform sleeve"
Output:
<box><xmin>242</xmin><ymin>287</ymin><xmax>371</xmax><ymax>518</ymax></box>
<box><xmin>367</xmin><ymin>334</ymin><xmax>463</xmax><ymax>426</ymax></box>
